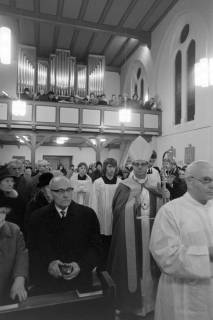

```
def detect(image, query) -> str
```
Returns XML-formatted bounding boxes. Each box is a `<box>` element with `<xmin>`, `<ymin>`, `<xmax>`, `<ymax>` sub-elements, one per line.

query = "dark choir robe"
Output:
<box><xmin>28</xmin><ymin>201</ymin><xmax>102</xmax><ymax>294</ymax></box>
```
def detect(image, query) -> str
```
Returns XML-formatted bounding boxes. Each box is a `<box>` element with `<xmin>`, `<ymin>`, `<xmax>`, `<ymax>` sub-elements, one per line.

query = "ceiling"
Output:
<box><xmin>0</xmin><ymin>129</ymin><xmax>140</xmax><ymax>150</ymax></box>
<box><xmin>0</xmin><ymin>0</ymin><xmax>179</xmax><ymax>70</ymax></box>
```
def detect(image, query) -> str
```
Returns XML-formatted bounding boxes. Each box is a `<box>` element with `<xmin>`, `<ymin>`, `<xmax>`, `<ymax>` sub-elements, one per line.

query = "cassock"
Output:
<box><xmin>150</xmin><ymin>192</ymin><xmax>213</xmax><ymax>320</ymax></box>
<box><xmin>107</xmin><ymin>175</ymin><xmax>159</xmax><ymax>316</ymax></box>
<box><xmin>70</xmin><ymin>173</ymin><xmax>92</xmax><ymax>206</ymax></box>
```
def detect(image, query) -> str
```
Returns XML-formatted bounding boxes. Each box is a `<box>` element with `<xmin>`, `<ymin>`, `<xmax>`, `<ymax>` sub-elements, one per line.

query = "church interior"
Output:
<box><xmin>0</xmin><ymin>0</ymin><xmax>213</xmax><ymax>319</ymax></box>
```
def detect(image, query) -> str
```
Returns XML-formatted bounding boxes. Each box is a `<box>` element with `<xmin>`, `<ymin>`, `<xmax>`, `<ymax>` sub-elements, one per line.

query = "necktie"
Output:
<box><xmin>60</xmin><ymin>210</ymin><xmax>66</xmax><ymax>219</ymax></box>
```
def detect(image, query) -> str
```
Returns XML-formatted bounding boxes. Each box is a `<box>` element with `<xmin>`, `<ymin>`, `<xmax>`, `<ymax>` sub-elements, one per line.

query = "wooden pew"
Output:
<box><xmin>0</xmin><ymin>272</ymin><xmax>115</xmax><ymax>320</ymax></box>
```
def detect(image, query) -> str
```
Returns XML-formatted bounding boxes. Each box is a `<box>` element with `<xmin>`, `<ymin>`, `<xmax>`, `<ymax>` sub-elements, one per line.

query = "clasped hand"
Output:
<box><xmin>48</xmin><ymin>260</ymin><xmax>80</xmax><ymax>280</ymax></box>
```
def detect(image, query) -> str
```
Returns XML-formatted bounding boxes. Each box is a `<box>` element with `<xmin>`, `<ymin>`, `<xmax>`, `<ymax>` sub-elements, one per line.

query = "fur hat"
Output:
<box><xmin>0</xmin><ymin>167</ymin><xmax>16</xmax><ymax>182</ymax></box>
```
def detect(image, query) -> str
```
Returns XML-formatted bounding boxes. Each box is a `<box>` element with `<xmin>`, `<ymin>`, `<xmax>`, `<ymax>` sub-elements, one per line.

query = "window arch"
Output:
<box><xmin>0</xmin><ymin>26</ymin><xmax>11</xmax><ymax>64</ymax></box>
<box><xmin>187</xmin><ymin>40</ymin><xmax>195</xmax><ymax>121</ymax></box>
<box><xmin>140</xmin><ymin>78</ymin><xmax>144</xmax><ymax>102</ymax></box>
<box><xmin>130</xmin><ymin>63</ymin><xmax>148</xmax><ymax>102</ymax></box>
<box><xmin>174</xmin><ymin>24</ymin><xmax>196</xmax><ymax>125</ymax></box>
<box><xmin>175</xmin><ymin>51</ymin><xmax>182</xmax><ymax>125</ymax></box>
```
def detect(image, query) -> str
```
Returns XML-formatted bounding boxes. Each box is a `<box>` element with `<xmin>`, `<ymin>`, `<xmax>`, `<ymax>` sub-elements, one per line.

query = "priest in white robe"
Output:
<box><xmin>150</xmin><ymin>160</ymin><xmax>213</xmax><ymax>320</ymax></box>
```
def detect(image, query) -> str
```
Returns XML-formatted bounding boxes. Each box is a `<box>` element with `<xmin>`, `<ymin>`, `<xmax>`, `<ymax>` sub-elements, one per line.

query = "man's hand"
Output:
<box><xmin>48</xmin><ymin>260</ymin><xmax>63</xmax><ymax>278</ymax></box>
<box><xmin>63</xmin><ymin>262</ymin><xmax>80</xmax><ymax>281</ymax></box>
<box><xmin>10</xmin><ymin>276</ymin><xmax>28</xmax><ymax>302</ymax></box>
<box><xmin>157</xmin><ymin>183</ymin><xmax>170</xmax><ymax>201</ymax></box>
<box><xmin>162</xmin><ymin>188</ymin><xmax>170</xmax><ymax>201</ymax></box>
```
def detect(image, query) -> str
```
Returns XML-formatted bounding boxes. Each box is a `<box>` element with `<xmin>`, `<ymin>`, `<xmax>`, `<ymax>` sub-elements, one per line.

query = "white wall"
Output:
<box><xmin>104</xmin><ymin>71</ymin><xmax>120</xmax><ymax>100</ymax></box>
<box><xmin>120</xmin><ymin>0</ymin><xmax>213</xmax><ymax>165</ymax></box>
<box><xmin>0</xmin><ymin>144</ymin><xmax>122</xmax><ymax>167</ymax></box>
<box><xmin>0</xmin><ymin>145</ymin><xmax>31</xmax><ymax>165</ymax></box>
<box><xmin>101</xmin><ymin>148</ymin><xmax>121</xmax><ymax>164</ymax></box>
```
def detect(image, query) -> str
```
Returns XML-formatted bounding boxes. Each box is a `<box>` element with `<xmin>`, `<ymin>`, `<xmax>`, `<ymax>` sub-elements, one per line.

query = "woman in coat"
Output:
<box><xmin>0</xmin><ymin>196</ymin><xmax>28</xmax><ymax>305</ymax></box>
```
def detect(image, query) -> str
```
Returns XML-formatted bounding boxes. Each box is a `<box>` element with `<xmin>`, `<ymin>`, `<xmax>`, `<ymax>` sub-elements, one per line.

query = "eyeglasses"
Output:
<box><xmin>132</xmin><ymin>162</ymin><xmax>148</xmax><ymax>167</ymax></box>
<box><xmin>51</xmin><ymin>187</ymin><xmax>73</xmax><ymax>195</ymax></box>
<box><xmin>192</xmin><ymin>176</ymin><xmax>213</xmax><ymax>185</ymax></box>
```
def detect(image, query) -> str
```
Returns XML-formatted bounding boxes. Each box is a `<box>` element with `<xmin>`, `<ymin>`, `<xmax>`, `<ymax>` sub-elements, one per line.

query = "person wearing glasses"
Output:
<box><xmin>107</xmin><ymin>136</ymin><xmax>170</xmax><ymax>318</ymax></box>
<box><xmin>150</xmin><ymin>160</ymin><xmax>213</xmax><ymax>320</ymax></box>
<box><xmin>28</xmin><ymin>176</ymin><xmax>102</xmax><ymax>294</ymax></box>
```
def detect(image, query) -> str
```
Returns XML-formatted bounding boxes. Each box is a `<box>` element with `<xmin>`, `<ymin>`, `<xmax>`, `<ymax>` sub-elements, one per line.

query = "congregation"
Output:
<box><xmin>1</xmin><ymin>136</ymin><xmax>213</xmax><ymax>320</ymax></box>
<box><xmin>10</xmin><ymin>86</ymin><xmax>161</xmax><ymax>111</ymax></box>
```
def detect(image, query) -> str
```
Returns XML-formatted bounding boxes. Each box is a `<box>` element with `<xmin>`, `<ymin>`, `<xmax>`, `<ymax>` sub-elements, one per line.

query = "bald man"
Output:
<box><xmin>150</xmin><ymin>160</ymin><xmax>213</xmax><ymax>320</ymax></box>
<box><xmin>28</xmin><ymin>176</ymin><xmax>102</xmax><ymax>294</ymax></box>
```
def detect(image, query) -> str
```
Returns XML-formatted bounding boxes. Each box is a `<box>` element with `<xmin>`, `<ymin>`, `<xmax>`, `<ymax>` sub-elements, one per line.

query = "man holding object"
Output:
<box><xmin>28</xmin><ymin>176</ymin><xmax>102</xmax><ymax>294</ymax></box>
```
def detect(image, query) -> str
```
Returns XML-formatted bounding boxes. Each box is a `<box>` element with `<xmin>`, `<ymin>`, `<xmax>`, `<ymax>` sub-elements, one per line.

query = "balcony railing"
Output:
<box><xmin>0</xmin><ymin>99</ymin><xmax>162</xmax><ymax>136</ymax></box>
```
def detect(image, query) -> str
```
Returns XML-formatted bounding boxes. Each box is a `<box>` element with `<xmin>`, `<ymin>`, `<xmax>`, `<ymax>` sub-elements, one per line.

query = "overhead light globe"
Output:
<box><xmin>119</xmin><ymin>108</ymin><xmax>131</xmax><ymax>123</ymax></box>
<box><xmin>12</xmin><ymin>100</ymin><xmax>26</xmax><ymax>116</ymax></box>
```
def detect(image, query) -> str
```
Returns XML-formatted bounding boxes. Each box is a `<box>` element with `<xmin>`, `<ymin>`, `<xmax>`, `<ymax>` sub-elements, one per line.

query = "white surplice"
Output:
<box><xmin>70</xmin><ymin>173</ymin><xmax>92</xmax><ymax>206</ymax></box>
<box><xmin>150</xmin><ymin>192</ymin><xmax>213</xmax><ymax>320</ymax></box>
<box><xmin>89</xmin><ymin>177</ymin><xmax>121</xmax><ymax>235</ymax></box>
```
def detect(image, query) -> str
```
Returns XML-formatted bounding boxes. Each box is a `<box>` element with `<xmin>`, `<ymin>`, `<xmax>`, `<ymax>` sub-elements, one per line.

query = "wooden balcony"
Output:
<box><xmin>0</xmin><ymin>99</ymin><xmax>162</xmax><ymax>136</ymax></box>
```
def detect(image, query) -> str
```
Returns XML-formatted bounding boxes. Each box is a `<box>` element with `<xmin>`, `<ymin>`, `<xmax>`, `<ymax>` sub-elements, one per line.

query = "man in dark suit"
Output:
<box><xmin>28</xmin><ymin>176</ymin><xmax>102</xmax><ymax>294</ymax></box>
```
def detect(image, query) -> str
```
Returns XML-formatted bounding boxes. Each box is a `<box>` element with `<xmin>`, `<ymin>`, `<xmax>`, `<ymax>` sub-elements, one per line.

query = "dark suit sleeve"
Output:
<box><xmin>13</xmin><ymin>228</ymin><xmax>29</xmax><ymax>280</ymax></box>
<box><xmin>78</xmin><ymin>208</ymin><xmax>102</xmax><ymax>272</ymax></box>
<box><xmin>27</xmin><ymin>210</ymin><xmax>47</xmax><ymax>284</ymax></box>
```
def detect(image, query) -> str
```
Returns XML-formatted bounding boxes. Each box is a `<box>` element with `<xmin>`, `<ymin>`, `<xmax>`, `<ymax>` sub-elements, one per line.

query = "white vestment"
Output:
<box><xmin>89</xmin><ymin>177</ymin><xmax>121</xmax><ymax>235</ymax></box>
<box><xmin>150</xmin><ymin>192</ymin><xmax>213</xmax><ymax>320</ymax></box>
<box><xmin>70</xmin><ymin>173</ymin><xmax>92</xmax><ymax>206</ymax></box>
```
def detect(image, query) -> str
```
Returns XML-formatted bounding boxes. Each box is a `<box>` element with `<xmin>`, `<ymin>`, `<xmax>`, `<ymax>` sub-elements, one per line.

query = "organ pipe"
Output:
<box><xmin>17</xmin><ymin>48</ymin><xmax>105</xmax><ymax>97</ymax></box>
<box><xmin>88</xmin><ymin>55</ymin><xmax>105</xmax><ymax>96</ymax></box>
<box><xmin>37</xmin><ymin>60</ymin><xmax>48</xmax><ymax>93</ymax></box>
<box><xmin>17</xmin><ymin>48</ymin><xmax>35</xmax><ymax>94</ymax></box>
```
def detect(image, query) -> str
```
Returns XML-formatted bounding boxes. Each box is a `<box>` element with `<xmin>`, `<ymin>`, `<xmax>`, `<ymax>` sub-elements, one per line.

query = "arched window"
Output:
<box><xmin>134</xmin><ymin>84</ymin><xmax>138</xmax><ymax>96</ymax></box>
<box><xmin>174</xmin><ymin>24</ymin><xmax>196</xmax><ymax>125</ymax></box>
<box><xmin>0</xmin><ymin>27</ymin><xmax>11</xmax><ymax>64</ymax></box>
<box><xmin>175</xmin><ymin>51</ymin><xmax>182</xmax><ymax>125</ymax></box>
<box><xmin>140</xmin><ymin>78</ymin><xmax>144</xmax><ymax>102</ymax></box>
<box><xmin>187</xmin><ymin>40</ymin><xmax>195</xmax><ymax>121</ymax></box>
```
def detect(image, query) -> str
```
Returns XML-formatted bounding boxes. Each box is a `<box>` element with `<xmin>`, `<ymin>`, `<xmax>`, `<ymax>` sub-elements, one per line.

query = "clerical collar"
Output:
<box><xmin>132</xmin><ymin>173</ymin><xmax>147</xmax><ymax>184</ymax></box>
<box><xmin>78</xmin><ymin>174</ymin><xmax>87</xmax><ymax>180</ymax></box>
<box><xmin>55</xmin><ymin>205</ymin><xmax>68</xmax><ymax>218</ymax></box>
<box><xmin>102</xmin><ymin>175</ymin><xmax>117</xmax><ymax>184</ymax></box>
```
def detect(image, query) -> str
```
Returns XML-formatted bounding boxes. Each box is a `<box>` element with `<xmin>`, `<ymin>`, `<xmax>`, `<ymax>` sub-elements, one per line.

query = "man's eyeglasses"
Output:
<box><xmin>192</xmin><ymin>176</ymin><xmax>213</xmax><ymax>185</ymax></box>
<box><xmin>51</xmin><ymin>187</ymin><xmax>73</xmax><ymax>195</ymax></box>
<box><xmin>132</xmin><ymin>161</ymin><xmax>148</xmax><ymax>167</ymax></box>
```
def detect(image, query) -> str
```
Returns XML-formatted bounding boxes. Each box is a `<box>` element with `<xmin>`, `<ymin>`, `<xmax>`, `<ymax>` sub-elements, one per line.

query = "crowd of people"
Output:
<box><xmin>16</xmin><ymin>87</ymin><xmax>161</xmax><ymax>111</ymax></box>
<box><xmin>1</xmin><ymin>140</ymin><xmax>213</xmax><ymax>320</ymax></box>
